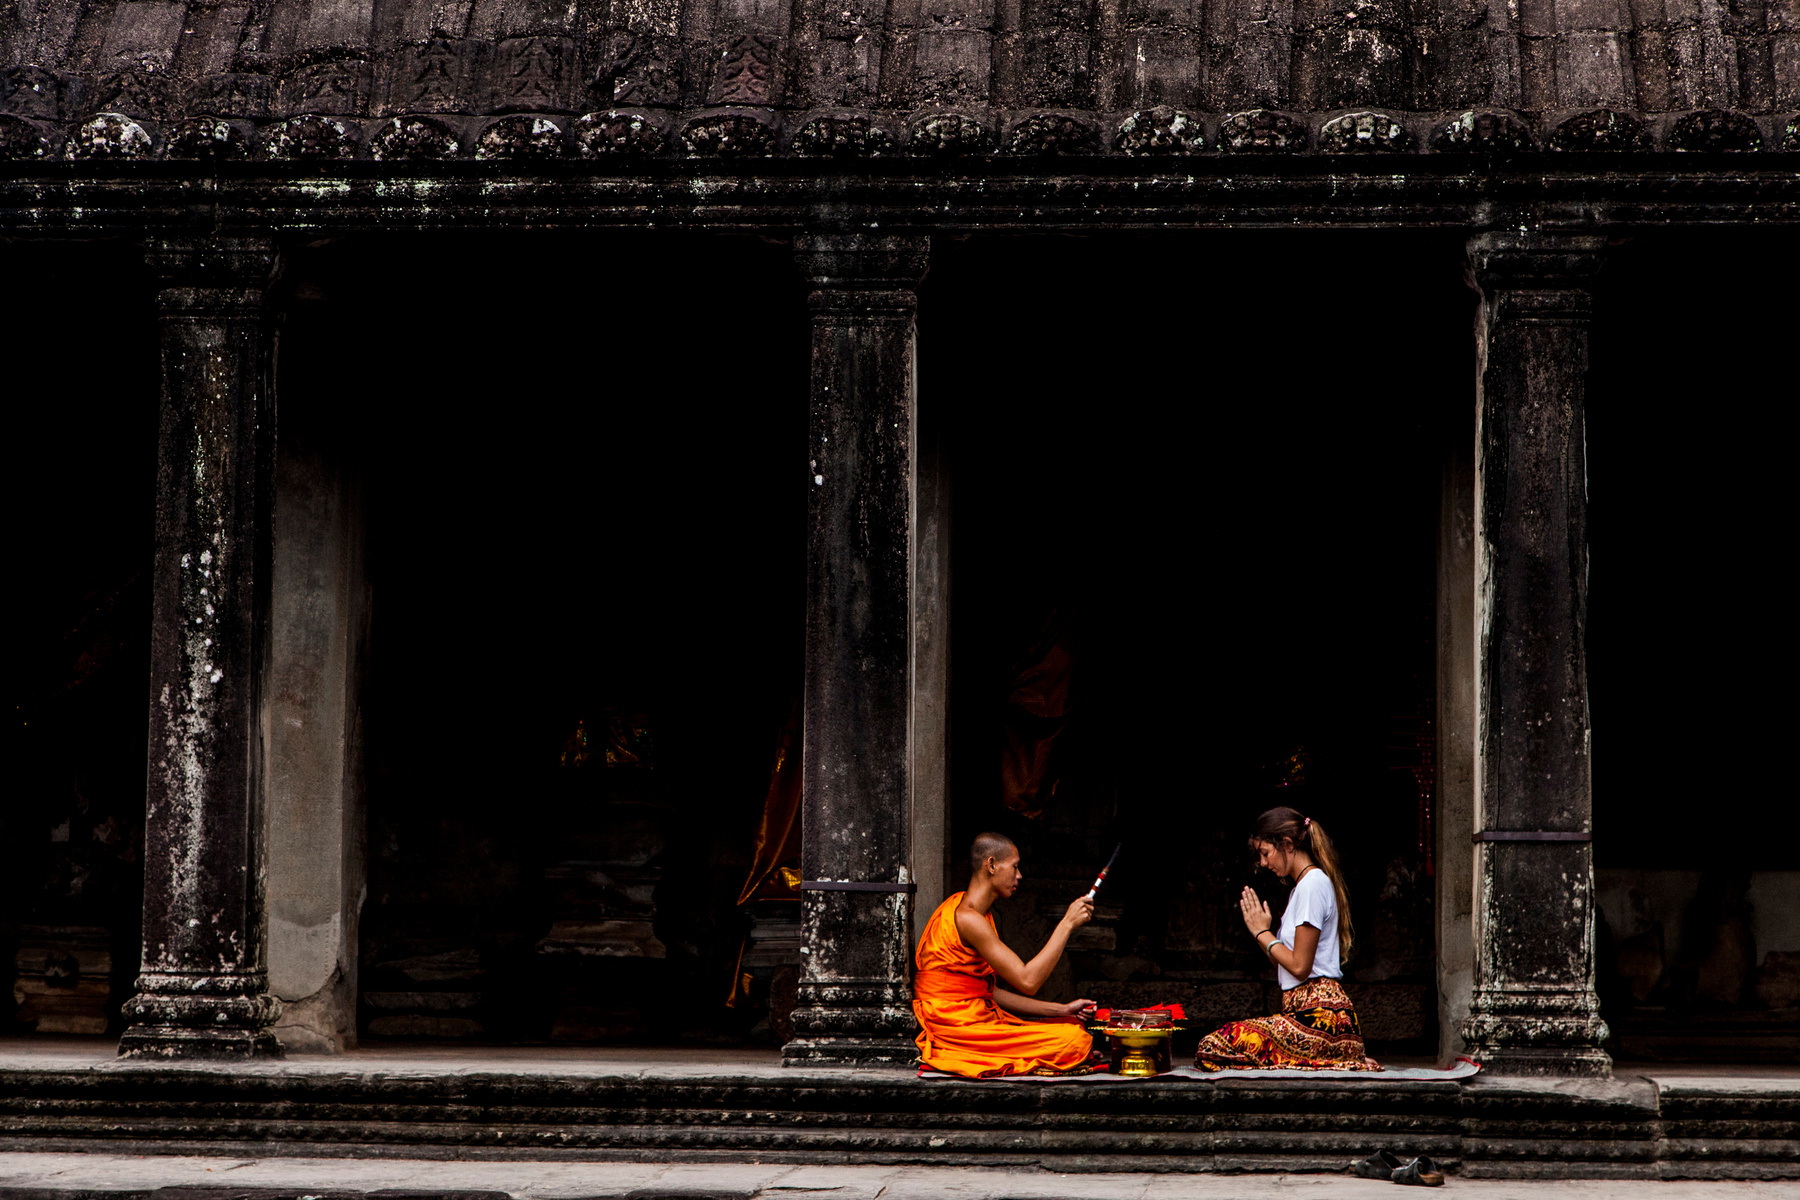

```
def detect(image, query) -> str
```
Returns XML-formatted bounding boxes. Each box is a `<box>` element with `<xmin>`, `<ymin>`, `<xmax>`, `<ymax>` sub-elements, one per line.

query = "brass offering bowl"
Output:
<box><xmin>1090</xmin><ymin>1022</ymin><xmax>1183</xmax><ymax>1078</ymax></box>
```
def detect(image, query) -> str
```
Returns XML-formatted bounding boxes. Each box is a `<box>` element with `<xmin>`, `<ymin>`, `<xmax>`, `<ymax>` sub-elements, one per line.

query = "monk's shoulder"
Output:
<box><xmin>952</xmin><ymin>903</ymin><xmax>989</xmax><ymax>941</ymax></box>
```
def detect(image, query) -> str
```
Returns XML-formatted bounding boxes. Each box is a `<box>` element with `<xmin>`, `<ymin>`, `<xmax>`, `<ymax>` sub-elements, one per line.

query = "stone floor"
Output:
<box><xmin>1</xmin><ymin>1152</ymin><xmax>1797</xmax><ymax>1199</ymax></box>
<box><xmin>0</xmin><ymin>1038</ymin><xmax>798</xmax><ymax>1078</ymax></box>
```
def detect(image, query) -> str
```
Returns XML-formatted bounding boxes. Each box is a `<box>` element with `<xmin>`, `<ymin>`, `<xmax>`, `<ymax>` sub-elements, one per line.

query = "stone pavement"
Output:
<box><xmin>0</xmin><ymin>1154</ymin><xmax>1795</xmax><ymax>1200</ymax></box>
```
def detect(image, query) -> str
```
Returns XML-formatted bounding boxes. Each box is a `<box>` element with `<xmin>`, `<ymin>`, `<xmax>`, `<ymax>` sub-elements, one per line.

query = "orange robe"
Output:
<box><xmin>912</xmin><ymin>891</ymin><xmax>1095</xmax><ymax>1078</ymax></box>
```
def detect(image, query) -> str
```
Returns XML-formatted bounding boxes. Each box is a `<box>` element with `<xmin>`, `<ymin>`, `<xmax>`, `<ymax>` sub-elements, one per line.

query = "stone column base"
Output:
<box><xmin>783</xmin><ymin>979</ymin><xmax>917</xmax><ymax>1067</ymax></box>
<box><xmin>1461</xmin><ymin>988</ymin><xmax>1611</xmax><ymax>1077</ymax></box>
<box><xmin>1463</xmin><ymin>1044</ymin><xmax>1614</xmax><ymax>1077</ymax></box>
<box><xmin>782</xmin><ymin>1035</ymin><xmax>920</xmax><ymax>1066</ymax></box>
<box><xmin>119</xmin><ymin>974</ymin><xmax>283</xmax><ymax>1060</ymax></box>
<box><xmin>118</xmin><ymin>1026</ymin><xmax>284</xmax><ymax>1059</ymax></box>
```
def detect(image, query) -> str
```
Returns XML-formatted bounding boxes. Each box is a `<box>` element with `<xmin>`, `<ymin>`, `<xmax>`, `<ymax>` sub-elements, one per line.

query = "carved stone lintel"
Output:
<box><xmin>121</xmin><ymin>237</ymin><xmax>283</xmax><ymax>1061</ymax></box>
<box><xmin>1459</xmin><ymin>232</ymin><xmax>1611</xmax><ymax>1078</ymax></box>
<box><xmin>785</xmin><ymin>234</ymin><xmax>929</xmax><ymax>1068</ymax></box>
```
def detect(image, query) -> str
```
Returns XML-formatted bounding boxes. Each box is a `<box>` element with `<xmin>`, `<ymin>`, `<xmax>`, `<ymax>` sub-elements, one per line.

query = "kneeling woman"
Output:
<box><xmin>1195</xmin><ymin>806</ymin><xmax>1379</xmax><ymax>1071</ymax></box>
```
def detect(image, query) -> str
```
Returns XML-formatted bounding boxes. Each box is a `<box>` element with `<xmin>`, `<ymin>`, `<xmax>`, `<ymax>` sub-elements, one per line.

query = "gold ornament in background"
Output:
<box><xmin>559</xmin><ymin>711</ymin><xmax>656</xmax><ymax>770</ymax></box>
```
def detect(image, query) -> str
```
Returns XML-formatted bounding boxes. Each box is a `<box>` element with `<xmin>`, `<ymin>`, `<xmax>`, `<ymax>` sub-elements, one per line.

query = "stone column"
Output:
<box><xmin>120</xmin><ymin>237</ymin><xmax>283</xmax><ymax>1059</ymax></box>
<box><xmin>1436</xmin><ymin>403</ymin><xmax>1477</xmax><ymax>1062</ymax></box>
<box><xmin>1459</xmin><ymin>232</ymin><xmax>1611</xmax><ymax>1078</ymax></box>
<box><xmin>265</xmin><ymin>402</ymin><xmax>368</xmax><ymax>1053</ymax></box>
<box><xmin>909</xmin><ymin>387</ymin><xmax>951</xmax><ymax>945</ymax></box>
<box><xmin>785</xmin><ymin>233</ymin><xmax>930</xmax><ymax>1067</ymax></box>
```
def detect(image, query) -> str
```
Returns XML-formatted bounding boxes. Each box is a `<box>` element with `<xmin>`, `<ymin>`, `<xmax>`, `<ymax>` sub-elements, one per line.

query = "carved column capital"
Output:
<box><xmin>1466</xmin><ymin>233</ymin><xmax>1606</xmax><ymax>323</ymax></box>
<box><xmin>795</xmin><ymin>234</ymin><xmax>929</xmax><ymax>318</ymax></box>
<box><xmin>145</xmin><ymin>236</ymin><xmax>279</xmax><ymax>319</ymax></box>
<box><xmin>1466</xmin><ymin>232</ymin><xmax>1607</xmax><ymax>281</ymax></box>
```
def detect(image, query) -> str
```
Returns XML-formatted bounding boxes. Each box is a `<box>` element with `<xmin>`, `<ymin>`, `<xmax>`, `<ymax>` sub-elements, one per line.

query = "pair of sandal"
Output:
<box><xmin>1351</xmin><ymin>1150</ymin><xmax>1446</xmax><ymax>1186</ymax></box>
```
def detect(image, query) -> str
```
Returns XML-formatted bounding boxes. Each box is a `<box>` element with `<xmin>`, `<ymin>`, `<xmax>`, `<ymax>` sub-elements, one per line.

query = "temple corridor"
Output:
<box><xmin>4</xmin><ymin>229</ymin><xmax>1795</xmax><ymax>1065</ymax></box>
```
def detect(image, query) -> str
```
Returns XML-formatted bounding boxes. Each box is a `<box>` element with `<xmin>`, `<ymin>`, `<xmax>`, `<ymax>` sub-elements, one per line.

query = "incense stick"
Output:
<box><xmin>1084</xmin><ymin>843</ymin><xmax>1123</xmax><ymax>901</ymax></box>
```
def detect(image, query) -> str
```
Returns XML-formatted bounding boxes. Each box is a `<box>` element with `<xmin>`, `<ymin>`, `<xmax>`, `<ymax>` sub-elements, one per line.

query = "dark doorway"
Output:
<box><xmin>281</xmin><ymin>233</ymin><xmax>809</xmax><ymax>1046</ymax></box>
<box><xmin>1587</xmin><ymin>228</ymin><xmax>1800</xmax><ymax>1062</ymax></box>
<box><xmin>924</xmin><ymin>232</ymin><xmax>1472</xmax><ymax>1057</ymax></box>
<box><xmin>3</xmin><ymin>240</ymin><xmax>158</xmax><ymax>1038</ymax></box>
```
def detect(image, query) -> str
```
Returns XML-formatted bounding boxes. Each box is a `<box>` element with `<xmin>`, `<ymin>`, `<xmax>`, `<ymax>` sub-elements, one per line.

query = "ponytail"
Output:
<box><xmin>1301</xmin><ymin>817</ymin><xmax>1354</xmax><ymax>959</ymax></box>
<box><xmin>1250</xmin><ymin>806</ymin><xmax>1355</xmax><ymax>959</ymax></box>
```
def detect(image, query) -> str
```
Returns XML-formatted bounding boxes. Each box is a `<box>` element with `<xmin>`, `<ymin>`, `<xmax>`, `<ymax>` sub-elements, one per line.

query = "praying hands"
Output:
<box><xmin>1239</xmin><ymin>885</ymin><xmax>1272</xmax><ymax>936</ymax></box>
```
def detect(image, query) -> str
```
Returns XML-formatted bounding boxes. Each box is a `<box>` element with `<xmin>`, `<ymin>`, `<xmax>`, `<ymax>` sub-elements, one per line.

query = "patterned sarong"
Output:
<box><xmin>1193</xmin><ymin>978</ymin><xmax>1377</xmax><ymax>1071</ymax></box>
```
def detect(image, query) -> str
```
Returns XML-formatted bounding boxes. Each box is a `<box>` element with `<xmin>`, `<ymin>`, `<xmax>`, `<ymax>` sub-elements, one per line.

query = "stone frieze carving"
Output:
<box><xmin>710</xmin><ymin>36</ymin><xmax>778</xmax><ymax>107</ymax></box>
<box><xmin>1114</xmin><ymin>106</ymin><xmax>1205</xmax><ymax>155</ymax></box>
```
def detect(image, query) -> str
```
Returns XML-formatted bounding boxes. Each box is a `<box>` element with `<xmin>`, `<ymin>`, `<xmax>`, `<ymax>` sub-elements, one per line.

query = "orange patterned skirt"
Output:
<box><xmin>1193</xmin><ymin>978</ymin><xmax>1377</xmax><ymax>1071</ymax></box>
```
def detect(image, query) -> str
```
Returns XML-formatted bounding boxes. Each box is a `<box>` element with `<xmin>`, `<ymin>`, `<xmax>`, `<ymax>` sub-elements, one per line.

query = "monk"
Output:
<box><xmin>912</xmin><ymin>832</ymin><xmax>1100</xmax><ymax>1077</ymax></box>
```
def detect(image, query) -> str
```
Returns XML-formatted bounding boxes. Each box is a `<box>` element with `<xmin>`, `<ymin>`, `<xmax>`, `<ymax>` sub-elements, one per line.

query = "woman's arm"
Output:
<box><xmin>1238</xmin><ymin>886</ymin><xmax>1321</xmax><ymax>980</ymax></box>
<box><xmin>956</xmin><ymin>897</ymin><xmax>1093</xmax><ymax>995</ymax></box>
<box><xmin>1275</xmin><ymin>924</ymin><xmax>1320</xmax><ymax>980</ymax></box>
<box><xmin>995</xmin><ymin>989</ymin><xmax>1096</xmax><ymax>1022</ymax></box>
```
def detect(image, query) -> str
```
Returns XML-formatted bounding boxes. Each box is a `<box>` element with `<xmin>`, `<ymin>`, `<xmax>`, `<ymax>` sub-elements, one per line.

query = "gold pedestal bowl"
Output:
<box><xmin>1091</xmin><ymin>1023</ymin><xmax>1183</xmax><ymax>1077</ymax></box>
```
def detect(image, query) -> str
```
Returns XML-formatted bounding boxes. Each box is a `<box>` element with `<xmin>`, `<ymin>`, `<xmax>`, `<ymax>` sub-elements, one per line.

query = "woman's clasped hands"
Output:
<box><xmin>1239</xmin><ymin>885</ymin><xmax>1272</xmax><ymax>937</ymax></box>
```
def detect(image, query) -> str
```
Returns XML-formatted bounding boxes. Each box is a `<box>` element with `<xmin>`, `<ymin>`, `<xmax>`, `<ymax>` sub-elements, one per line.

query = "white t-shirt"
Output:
<box><xmin>1274</xmin><ymin>868</ymin><xmax>1341</xmax><ymax>991</ymax></box>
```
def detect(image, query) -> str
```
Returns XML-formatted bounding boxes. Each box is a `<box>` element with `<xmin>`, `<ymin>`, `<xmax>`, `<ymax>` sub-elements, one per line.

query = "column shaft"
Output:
<box><xmin>785</xmin><ymin>234</ymin><xmax>930</xmax><ymax>1067</ymax></box>
<box><xmin>265</xmin><ymin>409</ymin><xmax>368</xmax><ymax>1053</ymax></box>
<box><xmin>1460</xmin><ymin>232</ymin><xmax>1611</xmax><ymax>1078</ymax></box>
<box><xmin>120</xmin><ymin>237</ymin><xmax>283</xmax><ymax>1059</ymax></box>
<box><xmin>1436</xmin><ymin>417</ymin><xmax>1477</xmax><ymax>1061</ymax></box>
<box><xmin>909</xmin><ymin>398</ymin><xmax>952</xmax><ymax>943</ymax></box>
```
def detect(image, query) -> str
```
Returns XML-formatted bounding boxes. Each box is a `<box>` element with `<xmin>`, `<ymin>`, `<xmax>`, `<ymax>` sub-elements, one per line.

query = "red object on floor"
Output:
<box><xmin>1092</xmin><ymin>1003</ymin><xmax>1186</xmax><ymax>1023</ymax></box>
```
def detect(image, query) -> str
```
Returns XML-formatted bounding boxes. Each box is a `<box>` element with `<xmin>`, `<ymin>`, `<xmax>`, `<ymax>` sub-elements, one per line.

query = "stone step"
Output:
<box><xmin>0</xmin><ymin>1059</ymin><xmax>1796</xmax><ymax>1179</ymax></box>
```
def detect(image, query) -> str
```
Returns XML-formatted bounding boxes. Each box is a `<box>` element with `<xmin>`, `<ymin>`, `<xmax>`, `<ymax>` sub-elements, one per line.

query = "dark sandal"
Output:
<box><xmin>1351</xmin><ymin>1151</ymin><xmax>1405</xmax><ymax>1179</ymax></box>
<box><xmin>1393</xmin><ymin>1156</ymin><xmax>1445</xmax><ymax>1186</ymax></box>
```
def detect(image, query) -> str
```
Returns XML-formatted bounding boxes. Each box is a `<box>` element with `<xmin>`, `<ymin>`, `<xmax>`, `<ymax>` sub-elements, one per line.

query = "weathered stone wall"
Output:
<box><xmin>3</xmin><ymin>0</ymin><xmax>1796</xmax><ymax>163</ymax></box>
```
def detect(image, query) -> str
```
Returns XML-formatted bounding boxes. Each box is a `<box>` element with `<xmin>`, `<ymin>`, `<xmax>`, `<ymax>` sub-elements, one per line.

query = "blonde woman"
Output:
<box><xmin>1194</xmin><ymin>806</ymin><xmax>1379</xmax><ymax>1071</ymax></box>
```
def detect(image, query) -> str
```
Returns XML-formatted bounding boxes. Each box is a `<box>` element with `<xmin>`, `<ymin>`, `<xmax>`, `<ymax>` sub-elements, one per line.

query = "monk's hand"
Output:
<box><xmin>1239</xmin><ymin>886</ymin><xmax>1272</xmax><ymax>937</ymax></box>
<box><xmin>1063</xmin><ymin>896</ymin><xmax>1094</xmax><ymax>929</ymax></box>
<box><xmin>1060</xmin><ymin>998</ymin><xmax>1097</xmax><ymax>1023</ymax></box>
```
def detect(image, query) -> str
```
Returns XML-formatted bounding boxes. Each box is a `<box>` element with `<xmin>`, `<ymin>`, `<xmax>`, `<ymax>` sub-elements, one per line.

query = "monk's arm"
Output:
<box><xmin>986</xmin><ymin>993</ymin><xmax>1080</xmax><ymax>1021</ymax></box>
<box><xmin>955</xmin><ymin>897</ymin><xmax>1092</xmax><ymax>996</ymax></box>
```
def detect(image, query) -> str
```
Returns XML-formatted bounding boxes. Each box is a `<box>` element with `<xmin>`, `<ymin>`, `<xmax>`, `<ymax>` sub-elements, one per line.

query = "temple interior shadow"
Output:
<box><xmin>1585</xmin><ymin>233</ymin><xmax>1799</xmax><ymax>1060</ymax></box>
<box><xmin>928</xmin><ymin>232</ymin><xmax>1466</xmax><ymax>1058</ymax></box>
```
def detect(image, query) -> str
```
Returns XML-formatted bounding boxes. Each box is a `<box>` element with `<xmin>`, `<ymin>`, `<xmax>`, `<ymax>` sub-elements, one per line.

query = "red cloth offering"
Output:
<box><xmin>1093</xmin><ymin>1003</ymin><xmax>1186</xmax><ymax>1024</ymax></box>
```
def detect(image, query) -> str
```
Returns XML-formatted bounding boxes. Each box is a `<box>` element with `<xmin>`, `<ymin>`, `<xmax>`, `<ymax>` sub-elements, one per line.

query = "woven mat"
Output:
<box><xmin>917</xmin><ymin>1058</ymin><xmax>1482</xmax><ymax>1083</ymax></box>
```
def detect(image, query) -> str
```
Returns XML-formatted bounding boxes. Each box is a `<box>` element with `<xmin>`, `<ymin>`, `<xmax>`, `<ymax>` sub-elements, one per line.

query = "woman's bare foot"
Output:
<box><xmin>1363</xmin><ymin>1056</ymin><xmax>1382</xmax><ymax>1070</ymax></box>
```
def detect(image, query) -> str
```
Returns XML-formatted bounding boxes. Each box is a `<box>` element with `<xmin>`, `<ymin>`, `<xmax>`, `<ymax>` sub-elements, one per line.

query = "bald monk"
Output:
<box><xmin>912</xmin><ymin>832</ymin><xmax>1100</xmax><ymax>1077</ymax></box>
